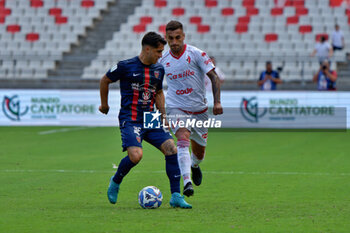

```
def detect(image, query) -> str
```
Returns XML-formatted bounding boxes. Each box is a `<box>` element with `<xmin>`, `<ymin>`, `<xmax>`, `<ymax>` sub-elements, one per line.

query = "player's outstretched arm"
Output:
<box><xmin>207</xmin><ymin>70</ymin><xmax>223</xmax><ymax>115</ymax></box>
<box><xmin>99</xmin><ymin>75</ymin><xmax>113</xmax><ymax>114</ymax></box>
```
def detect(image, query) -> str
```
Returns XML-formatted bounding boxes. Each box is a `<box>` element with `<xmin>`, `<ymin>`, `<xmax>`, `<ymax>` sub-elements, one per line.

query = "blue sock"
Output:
<box><xmin>113</xmin><ymin>155</ymin><xmax>136</xmax><ymax>184</ymax></box>
<box><xmin>165</xmin><ymin>154</ymin><xmax>181</xmax><ymax>194</ymax></box>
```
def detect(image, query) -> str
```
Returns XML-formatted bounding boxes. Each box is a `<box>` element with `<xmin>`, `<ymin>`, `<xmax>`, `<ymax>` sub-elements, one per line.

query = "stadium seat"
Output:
<box><xmin>221</xmin><ymin>7</ymin><xmax>234</xmax><ymax>16</ymax></box>
<box><xmin>197</xmin><ymin>24</ymin><xmax>210</xmax><ymax>33</ymax></box>
<box><xmin>299</xmin><ymin>25</ymin><xmax>312</xmax><ymax>34</ymax></box>
<box><xmin>265</xmin><ymin>33</ymin><xmax>278</xmax><ymax>42</ymax></box>
<box><xmin>26</xmin><ymin>33</ymin><xmax>40</xmax><ymax>42</ymax></box>
<box><xmin>235</xmin><ymin>24</ymin><xmax>248</xmax><ymax>33</ymax></box>
<box><xmin>286</xmin><ymin>16</ymin><xmax>299</xmax><ymax>24</ymax></box>
<box><xmin>205</xmin><ymin>0</ymin><xmax>217</xmax><ymax>8</ymax></box>
<box><xmin>49</xmin><ymin>8</ymin><xmax>62</xmax><ymax>17</ymax></box>
<box><xmin>30</xmin><ymin>0</ymin><xmax>44</xmax><ymax>8</ymax></box>
<box><xmin>140</xmin><ymin>16</ymin><xmax>153</xmax><ymax>25</ymax></box>
<box><xmin>315</xmin><ymin>33</ymin><xmax>329</xmax><ymax>41</ymax></box>
<box><xmin>271</xmin><ymin>7</ymin><xmax>283</xmax><ymax>16</ymax></box>
<box><xmin>81</xmin><ymin>0</ymin><xmax>95</xmax><ymax>8</ymax></box>
<box><xmin>55</xmin><ymin>16</ymin><xmax>68</xmax><ymax>24</ymax></box>
<box><xmin>133</xmin><ymin>24</ymin><xmax>146</xmax><ymax>33</ymax></box>
<box><xmin>172</xmin><ymin>8</ymin><xmax>185</xmax><ymax>16</ymax></box>
<box><xmin>154</xmin><ymin>0</ymin><xmax>167</xmax><ymax>8</ymax></box>
<box><xmin>6</xmin><ymin>24</ymin><xmax>21</xmax><ymax>34</ymax></box>
<box><xmin>190</xmin><ymin>16</ymin><xmax>202</xmax><ymax>24</ymax></box>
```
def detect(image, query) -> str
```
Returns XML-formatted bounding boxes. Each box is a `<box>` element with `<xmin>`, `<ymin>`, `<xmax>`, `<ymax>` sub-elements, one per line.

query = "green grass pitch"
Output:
<box><xmin>0</xmin><ymin>126</ymin><xmax>349</xmax><ymax>233</ymax></box>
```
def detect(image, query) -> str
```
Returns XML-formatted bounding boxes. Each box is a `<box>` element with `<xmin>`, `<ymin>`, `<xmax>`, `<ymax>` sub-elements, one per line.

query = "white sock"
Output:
<box><xmin>191</xmin><ymin>152</ymin><xmax>204</xmax><ymax>168</ymax></box>
<box><xmin>177</xmin><ymin>140</ymin><xmax>192</xmax><ymax>186</ymax></box>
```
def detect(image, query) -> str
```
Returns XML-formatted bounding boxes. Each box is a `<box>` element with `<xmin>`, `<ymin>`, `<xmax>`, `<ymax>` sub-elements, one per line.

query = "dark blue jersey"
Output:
<box><xmin>259</xmin><ymin>70</ymin><xmax>280</xmax><ymax>90</ymax></box>
<box><xmin>106</xmin><ymin>56</ymin><xmax>165</xmax><ymax>123</ymax></box>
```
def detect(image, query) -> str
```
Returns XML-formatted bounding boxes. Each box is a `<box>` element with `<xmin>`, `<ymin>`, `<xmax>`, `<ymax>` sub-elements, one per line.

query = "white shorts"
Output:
<box><xmin>167</xmin><ymin>108</ymin><xmax>209</xmax><ymax>147</ymax></box>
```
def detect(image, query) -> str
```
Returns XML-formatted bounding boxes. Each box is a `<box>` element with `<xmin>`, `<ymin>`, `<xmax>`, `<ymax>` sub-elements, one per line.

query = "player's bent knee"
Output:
<box><xmin>127</xmin><ymin>147</ymin><xmax>143</xmax><ymax>164</ymax></box>
<box><xmin>160</xmin><ymin>139</ymin><xmax>177</xmax><ymax>156</ymax></box>
<box><xmin>175</xmin><ymin>128</ymin><xmax>190</xmax><ymax>141</ymax></box>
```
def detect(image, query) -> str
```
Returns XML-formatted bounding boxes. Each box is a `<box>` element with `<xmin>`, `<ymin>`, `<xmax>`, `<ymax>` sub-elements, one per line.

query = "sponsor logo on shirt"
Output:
<box><xmin>176</xmin><ymin>88</ymin><xmax>193</xmax><ymax>95</ymax></box>
<box><xmin>166</xmin><ymin>70</ymin><xmax>195</xmax><ymax>80</ymax></box>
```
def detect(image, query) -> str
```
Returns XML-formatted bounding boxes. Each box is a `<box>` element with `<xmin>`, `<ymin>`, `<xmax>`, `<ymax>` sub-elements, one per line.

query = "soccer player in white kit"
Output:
<box><xmin>159</xmin><ymin>21</ymin><xmax>223</xmax><ymax>197</ymax></box>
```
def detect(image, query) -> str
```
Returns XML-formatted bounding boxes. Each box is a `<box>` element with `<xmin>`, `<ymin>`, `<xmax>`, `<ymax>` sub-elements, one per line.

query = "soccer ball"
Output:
<box><xmin>138</xmin><ymin>186</ymin><xmax>163</xmax><ymax>209</ymax></box>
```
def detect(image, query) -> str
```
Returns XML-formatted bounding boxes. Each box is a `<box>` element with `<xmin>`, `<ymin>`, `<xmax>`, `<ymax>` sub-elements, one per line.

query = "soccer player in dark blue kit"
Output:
<box><xmin>99</xmin><ymin>32</ymin><xmax>191</xmax><ymax>208</ymax></box>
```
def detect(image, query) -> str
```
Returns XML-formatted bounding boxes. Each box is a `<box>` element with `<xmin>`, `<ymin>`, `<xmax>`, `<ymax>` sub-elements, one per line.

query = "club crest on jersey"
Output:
<box><xmin>166</xmin><ymin>62</ymin><xmax>170</xmax><ymax>67</ymax></box>
<box><xmin>136</xmin><ymin>136</ymin><xmax>141</xmax><ymax>143</ymax></box>
<box><xmin>186</xmin><ymin>56</ymin><xmax>191</xmax><ymax>64</ymax></box>
<box><xmin>142</xmin><ymin>91</ymin><xmax>151</xmax><ymax>100</ymax></box>
<box><xmin>201</xmin><ymin>52</ymin><xmax>206</xmax><ymax>57</ymax></box>
<box><xmin>154</xmin><ymin>70</ymin><xmax>160</xmax><ymax>79</ymax></box>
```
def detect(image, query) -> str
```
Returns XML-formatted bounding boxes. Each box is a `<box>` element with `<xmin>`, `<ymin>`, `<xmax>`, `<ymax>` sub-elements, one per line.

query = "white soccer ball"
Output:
<box><xmin>138</xmin><ymin>186</ymin><xmax>163</xmax><ymax>209</ymax></box>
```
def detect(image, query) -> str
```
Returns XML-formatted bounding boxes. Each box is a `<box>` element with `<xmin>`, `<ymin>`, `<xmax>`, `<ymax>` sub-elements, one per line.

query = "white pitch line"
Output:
<box><xmin>0</xmin><ymin>169</ymin><xmax>350</xmax><ymax>177</ymax></box>
<box><xmin>38</xmin><ymin>127</ymin><xmax>92</xmax><ymax>135</ymax></box>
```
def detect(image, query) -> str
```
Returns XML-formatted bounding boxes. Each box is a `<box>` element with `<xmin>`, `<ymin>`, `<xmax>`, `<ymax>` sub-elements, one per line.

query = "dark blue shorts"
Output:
<box><xmin>120</xmin><ymin>122</ymin><xmax>173</xmax><ymax>152</ymax></box>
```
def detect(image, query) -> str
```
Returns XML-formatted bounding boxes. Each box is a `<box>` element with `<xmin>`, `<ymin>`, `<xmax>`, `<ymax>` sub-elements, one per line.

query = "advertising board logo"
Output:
<box><xmin>2</xmin><ymin>95</ymin><xmax>29</xmax><ymax>121</ymax></box>
<box><xmin>240</xmin><ymin>97</ymin><xmax>267</xmax><ymax>123</ymax></box>
<box><xmin>143</xmin><ymin>110</ymin><xmax>162</xmax><ymax>129</ymax></box>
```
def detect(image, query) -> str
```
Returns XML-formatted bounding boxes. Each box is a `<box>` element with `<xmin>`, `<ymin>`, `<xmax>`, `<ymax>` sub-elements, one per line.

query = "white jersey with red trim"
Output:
<box><xmin>159</xmin><ymin>44</ymin><xmax>215</xmax><ymax>112</ymax></box>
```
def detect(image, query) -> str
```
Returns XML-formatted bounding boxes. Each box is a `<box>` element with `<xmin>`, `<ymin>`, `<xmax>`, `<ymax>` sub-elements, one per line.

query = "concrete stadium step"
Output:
<box><xmin>48</xmin><ymin>0</ymin><xmax>143</xmax><ymax>79</ymax></box>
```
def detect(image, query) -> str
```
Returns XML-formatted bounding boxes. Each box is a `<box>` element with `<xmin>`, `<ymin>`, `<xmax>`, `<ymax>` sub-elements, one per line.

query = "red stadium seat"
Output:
<box><xmin>81</xmin><ymin>0</ymin><xmax>94</xmax><ymax>8</ymax></box>
<box><xmin>0</xmin><ymin>17</ymin><xmax>4</xmax><ymax>24</ymax></box>
<box><xmin>235</xmin><ymin>24</ymin><xmax>248</xmax><ymax>33</ymax></box>
<box><xmin>55</xmin><ymin>16</ymin><xmax>68</xmax><ymax>24</ymax></box>
<box><xmin>197</xmin><ymin>25</ymin><xmax>210</xmax><ymax>33</ymax></box>
<box><xmin>286</xmin><ymin>16</ymin><xmax>299</xmax><ymax>24</ymax></box>
<box><xmin>49</xmin><ymin>8</ymin><xmax>62</xmax><ymax>16</ymax></box>
<box><xmin>293</xmin><ymin>0</ymin><xmax>305</xmax><ymax>7</ymax></box>
<box><xmin>172</xmin><ymin>8</ymin><xmax>185</xmax><ymax>16</ymax></box>
<box><xmin>329</xmin><ymin>0</ymin><xmax>343</xmax><ymax>7</ymax></box>
<box><xmin>26</xmin><ymin>33</ymin><xmax>40</xmax><ymax>42</ymax></box>
<box><xmin>295</xmin><ymin>7</ymin><xmax>308</xmax><ymax>16</ymax></box>
<box><xmin>0</xmin><ymin>8</ymin><xmax>11</xmax><ymax>17</ymax></box>
<box><xmin>154</xmin><ymin>0</ymin><xmax>167</xmax><ymax>8</ymax></box>
<box><xmin>238</xmin><ymin>16</ymin><xmax>250</xmax><ymax>24</ymax></box>
<box><xmin>140</xmin><ymin>16</ymin><xmax>152</xmax><ymax>25</ymax></box>
<box><xmin>285</xmin><ymin>0</ymin><xmax>293</xmax><ymax>6</ymax></box>
<box><xmin>265</xmin><ymin>33</ymin><xmax>278</xmax><ymax>42</ymax></box>
<box><xmin>246</xmin><ymin>7</ymin><xmax>259</xmax><ymax>16</ymax></box>
<box><xmin>0</xmin><ymin>0</ymin><xmax>4</xmax><ymax>7</ymax></box>
<box><xmin>158</xmin><ymin>24</ymin><xmax>166</xmax><ymax>34</ymax></box>
<box><xmin>7</xmin><ymin>24</ymin><xmax>21</xmax><ymax>34</ymax></box>
<box><xmin>315</xmin><ymin>33</ymin><xmax>329</xmax><ymax>42</ymax></box>
<box><xmin>221</xmin><ymin>7</ymin><xmax>234</xmax><ymax>16</ymax></box>
<box><xmin>299</xmin><ymin>25</ymin><xmax>312</xmax><ymax>34</ymax></box>
<box><xmin>30</xmin><ymin>0</ymin><xmax>43</xmax><ymax>8</ymax></box>
<box><xmin>271</xmin><ymin>8</ymin><xmax>283</xmax><ymax>16</ymax></box>
<box><xmin>133</xmin><ymin>24</ymin><xmax>146</xmax><ymax>33</ymax></box>
<box><xmin>190</xmin><ymin>16</ymin><xmax>202</xmax><ymax>24</ymax></box>
<box><xmin>346</xmin><ymin>9</ymin><xmax>350</xmax><ymax>16</ymax></box>
<box><xmin>205</xmin><ymin>0</ymin><xmax>217</xmax><ymax>8</ymax></box>
<box><xmin>242</xmin><ymin>0</ymin><xmax>255</xmax><ymax>7</ymax></box>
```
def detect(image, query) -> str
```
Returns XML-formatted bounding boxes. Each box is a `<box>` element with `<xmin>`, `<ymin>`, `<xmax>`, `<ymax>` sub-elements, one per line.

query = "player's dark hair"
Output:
<box><xmin>320</xmin><ymin>36</ymin><xmax>326</xmax><ymax>43</ymax></box>
<box><xmin>141</xmin><ymin>32</ymin><xmax>166</xmax><ymax>48</ymax></box>
<box><xmin>166</xmin><ymin>20</ymin><xmax>183</xmax><ymax>31</ymax></box>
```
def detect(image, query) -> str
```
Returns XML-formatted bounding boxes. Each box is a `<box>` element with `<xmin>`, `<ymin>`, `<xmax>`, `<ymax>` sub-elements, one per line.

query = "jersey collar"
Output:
<box><xmin>170</xmin><ymin>44</ymin><xmax>187</xmax><ymax>60</ymax></box>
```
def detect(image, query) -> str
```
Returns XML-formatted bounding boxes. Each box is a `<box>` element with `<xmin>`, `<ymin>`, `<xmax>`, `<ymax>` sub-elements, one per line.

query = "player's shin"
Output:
<box><xmin>112</xmin><ymin>155</ymin><xmax>136</xmax><ymax>184</ymax></box>
<box><xmin>165</xmin><ymin>154</ymin><xmax>181</xmax><ymax>193</ymax></box>
<box><xmin>177</xmin><ymin>140</ymin><xmax>192</xmax><ymax>186</ymax></box>
<box><xmin>191</xmin><ymin>152</ymin><xmax>204</xmax><ymax>168</ymax></box>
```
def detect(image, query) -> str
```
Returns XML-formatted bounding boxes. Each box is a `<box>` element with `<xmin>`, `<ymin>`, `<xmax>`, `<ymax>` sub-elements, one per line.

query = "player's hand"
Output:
<box><xmin>99</xmin><ymin>105</ymin><xmax>110</xmax><ymax>115</ymax></box>
<box><xmin>213</xmin><ymin>102</ymin><xmax>223</xmax><ymax>115</ymax></box>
